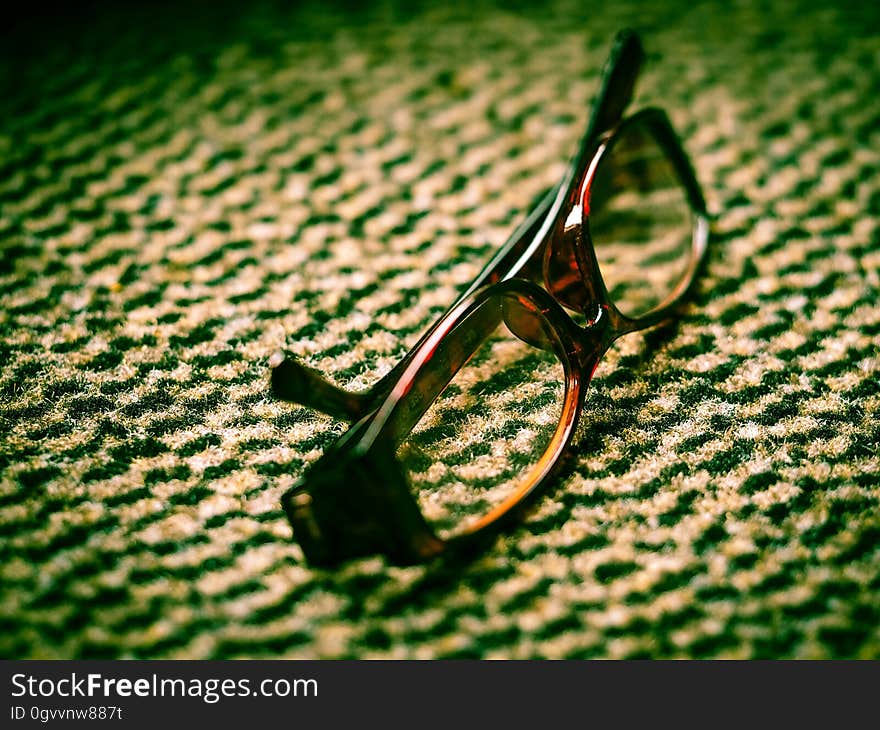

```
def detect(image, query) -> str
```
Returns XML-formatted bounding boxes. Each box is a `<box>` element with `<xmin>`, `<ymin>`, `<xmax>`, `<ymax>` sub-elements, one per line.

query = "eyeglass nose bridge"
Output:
<box><xmin>282</xmin><ymin>444</ymin><xmax>445</xmax><ymax>567</ymax></box>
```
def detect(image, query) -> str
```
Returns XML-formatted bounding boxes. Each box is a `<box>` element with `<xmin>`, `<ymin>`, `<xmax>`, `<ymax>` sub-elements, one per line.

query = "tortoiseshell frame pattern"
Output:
<box><xmin>271</xmin><ymin>29</ymin><xmax>711</xmax><ymax>567</ymax></box>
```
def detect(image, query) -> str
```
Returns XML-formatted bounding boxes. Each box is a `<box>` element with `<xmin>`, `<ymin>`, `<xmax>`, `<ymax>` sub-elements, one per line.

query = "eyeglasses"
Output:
<box><xmin>270</xmin><ymin>29</ymin><xmax>710</xmax><ymax>567</ymax></box>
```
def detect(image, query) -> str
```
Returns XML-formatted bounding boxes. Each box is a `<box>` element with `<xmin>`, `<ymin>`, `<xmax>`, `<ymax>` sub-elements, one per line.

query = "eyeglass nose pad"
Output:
<box><xmin>500</xmin><ymin>295</ymin><xmax>555</xmax><ymax>352</ymax></box>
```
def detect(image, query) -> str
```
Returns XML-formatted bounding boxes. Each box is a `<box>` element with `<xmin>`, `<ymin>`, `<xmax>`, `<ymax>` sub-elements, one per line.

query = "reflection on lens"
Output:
<box><xmin>588</xmin><ymin>119</ymin><xmax>693</xmax><ymax>318</ymax></box>
<box><xmin>395</xmin><ymin>301</ymin><xmax>565</xmax><ymax>539</ymax></box>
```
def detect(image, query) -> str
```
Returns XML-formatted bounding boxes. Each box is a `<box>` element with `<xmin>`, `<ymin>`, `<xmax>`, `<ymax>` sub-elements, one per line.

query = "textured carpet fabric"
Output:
<box><xmin>1</xmin><ymin>0</ymin><xmax>878</xmax><ymax>658</ymax></box>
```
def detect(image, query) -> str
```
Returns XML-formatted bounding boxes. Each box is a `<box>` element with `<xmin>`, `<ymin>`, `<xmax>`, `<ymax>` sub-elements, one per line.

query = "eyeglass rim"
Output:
<box><xmin>283</xmin><ymin>277</ymin><xmax>587</xmax><ymax>566</ymax></box>
<box><xmin>561</xmin><ymin>106</ymin><xmax>711</xmax><ymax>336</ymax></box>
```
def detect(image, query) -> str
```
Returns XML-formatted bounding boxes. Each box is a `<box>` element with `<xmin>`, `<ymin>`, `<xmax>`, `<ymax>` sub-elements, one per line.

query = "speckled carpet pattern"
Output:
<box><xmin>1</xmin><ymin>0</ymin><xmax>878</xmax><ymax>658</ymax></box>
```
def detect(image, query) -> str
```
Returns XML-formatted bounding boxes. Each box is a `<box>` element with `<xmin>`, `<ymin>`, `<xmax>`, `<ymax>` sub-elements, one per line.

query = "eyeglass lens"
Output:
<box><xmin>588</xmin><ymin>119</ymin><xmax>694</xmax><ymax>318</ymax></box>
<box><xmin>393</xmin><ymin>295</ymin><xmax>567</xmax><ymax>538</ymax></box>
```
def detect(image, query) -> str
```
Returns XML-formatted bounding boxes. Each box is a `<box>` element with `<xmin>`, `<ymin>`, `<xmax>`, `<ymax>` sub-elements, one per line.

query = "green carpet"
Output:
<box><xmin>1</xmin><ymin>0</ymin><xmax>878</xmax><ymax>658</ymax></box>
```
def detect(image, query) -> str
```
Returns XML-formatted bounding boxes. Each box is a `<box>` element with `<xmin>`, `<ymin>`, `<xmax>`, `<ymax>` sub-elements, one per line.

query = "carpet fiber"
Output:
<box><xmin>1</xmin><ymin>0</ymin><xmax>878</xmax><ymax>658</ymax></box>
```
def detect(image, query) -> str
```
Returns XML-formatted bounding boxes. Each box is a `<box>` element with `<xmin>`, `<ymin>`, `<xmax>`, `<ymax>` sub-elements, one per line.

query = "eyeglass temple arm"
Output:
<box><xmin>270</xmin><ymin>185</ymin><xmax>557</xmax><ymax>421</ymax></box>
<box><xmin>383</xmin><ymin>302</ymin><xmax>503</xmax><ymax>444</ymax></box>
<box><xmin>271</xmin><ymin>29</ymin><xmax>646</xmax><ymax>422</ymax></box>
<box><xmin>639</xmin><ymin>107</ymin><xmax>709</xmax><ymax>217</ymax></box>
<box><xmin>460</xmin><ymin>29</ymin><xmax>646</xmax><ymax>297</ymax></box>
<box><xmin>590</xmin><ymin>29</ymin><xmax>644</xmax><ymax>144</ymax></box>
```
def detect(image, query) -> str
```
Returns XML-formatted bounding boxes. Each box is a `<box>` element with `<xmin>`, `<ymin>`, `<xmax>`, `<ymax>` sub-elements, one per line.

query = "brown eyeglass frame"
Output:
<box><xmin>271</xmin><ymin>29</ymin><xmax>711</xmax><ymax>567</ymax></box>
